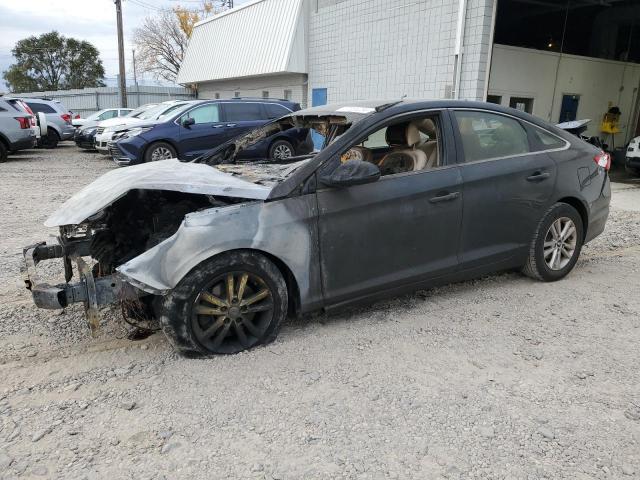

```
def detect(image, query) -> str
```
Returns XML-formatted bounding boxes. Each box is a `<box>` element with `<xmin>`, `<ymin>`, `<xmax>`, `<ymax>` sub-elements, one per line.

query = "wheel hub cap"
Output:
<box><xmin>543</xmin><ymin>217</ymin><xmax>577</xmax><ymax>271</ymax></box>
<box><xmin>191</xmin><ymin>272</ymin><xmax>274</xmax><ymax>353</ymax></box>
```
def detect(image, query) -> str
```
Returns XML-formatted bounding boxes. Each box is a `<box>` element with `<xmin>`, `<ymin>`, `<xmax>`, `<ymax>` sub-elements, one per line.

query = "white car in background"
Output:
<box><xmin>72</xmin><ymin>108</ymin><xmax>132</xmax><ymax>128</ymax></box>
<box><xmin>94</xmin><ymin>101</ymin><xmax>194</xmax><ymax>154</ymax></box>
<box><xmin>625</xmin><ymin>135</ymin><xmax>640</xmax><ymax>176</ymax></box>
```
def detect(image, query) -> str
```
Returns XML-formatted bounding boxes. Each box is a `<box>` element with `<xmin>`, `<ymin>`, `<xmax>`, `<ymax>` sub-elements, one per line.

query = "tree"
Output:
<box><xmin>2</xmin><ymin>32</ymin><xmax>105</xmax><ymax>93</ymax></box>
<box><xmin>133</xmin><ymin>1</ymin><xmax>228</xmax><ymax>83</ymax></box>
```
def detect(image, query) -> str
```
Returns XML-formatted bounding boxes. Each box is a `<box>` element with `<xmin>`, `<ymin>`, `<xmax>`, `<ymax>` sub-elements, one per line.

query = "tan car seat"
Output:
<box><xmin>378</xmin><ymin>122</ymin><xmax>428</xmax><ymax>174</ymax></box>
<box><xmin>415</xmin><ymin>118</ymin><xmax>439</xmax><ymax>169</ymax></box>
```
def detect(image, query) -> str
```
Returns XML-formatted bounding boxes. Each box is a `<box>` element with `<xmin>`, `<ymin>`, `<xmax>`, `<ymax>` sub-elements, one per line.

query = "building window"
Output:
<box><xmin>234</xmin><ymin>91</ymin><xmax>240</xmax><ymax>98</ymax></box>
<box><xmin>262</xmin><ymin>91</ymin><xmax>269</xmax><ymax>98</ymax></box>
<box><xmin>283</xmin><ymin>89</ymin><xmax>292</xmax><ymax>100</ymax></box>
<box><xmin>509</xmin><ymin>97</ymin><xmax>534</xmax><ymax>114</ymax></box>
<box><xmin>487</xmin><ymin>95</ymin><xmax>502</xmax><ymax>105</ymax></box>
<box><xmin>215</xmin><ymin>93</ymin><xmax>220</xmax><ymax>99</ymax></box>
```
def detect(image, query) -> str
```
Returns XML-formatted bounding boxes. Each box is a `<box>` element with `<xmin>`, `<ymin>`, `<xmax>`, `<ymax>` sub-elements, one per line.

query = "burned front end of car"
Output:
<box><xmin>22</xmin><ymin>222</ymin><xmax>142</xmax><ymax>333</ymax></box>
<box><xmin>22</xmin><ymin>187</ymin><xmax>218</xmax><ymax>332</ymax></box>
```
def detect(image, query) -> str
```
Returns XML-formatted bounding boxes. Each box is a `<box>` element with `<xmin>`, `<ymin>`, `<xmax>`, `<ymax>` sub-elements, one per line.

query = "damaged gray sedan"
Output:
<box><xmin>23</xmin><ymin>100</ymin><xmax>611</xmax><ymax>356</ymax></box>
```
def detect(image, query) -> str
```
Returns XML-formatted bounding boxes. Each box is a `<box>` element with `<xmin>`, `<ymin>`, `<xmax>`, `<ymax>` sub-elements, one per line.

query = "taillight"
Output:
<box><xmin>74</xmin><ymin>114</ymin><xmax>80</xmax><ymax>119</ymax></box>
<box><xmin>15</xmin><ymin>117</ymin><xmax>30</xmax><ymax>129</ymax></box>
<box><xmin>61</xmin><ymin>113</ymin><xmax>72</xmax><ymax>123</ymax></box>
<box><xmin>594</xmin><ymin>151</ymin><xmax>611</xmax><ymax>171</ymax></box>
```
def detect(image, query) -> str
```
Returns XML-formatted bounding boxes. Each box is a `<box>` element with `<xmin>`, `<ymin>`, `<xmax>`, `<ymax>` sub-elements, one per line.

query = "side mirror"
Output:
<box><xmin>182</xmin><ymin>117</ymin><xmax>195</xmax><ymax>127</ymax></box>
<box><xmin>323</xmin><ymin>159</ymin><xmax>381</xmax><ymax>188</ymax></box>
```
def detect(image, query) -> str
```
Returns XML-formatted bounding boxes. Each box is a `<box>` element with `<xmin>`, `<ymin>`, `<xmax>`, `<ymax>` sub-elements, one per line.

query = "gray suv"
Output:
<box><xmin>0</xmin><ymin>97</ymin><xmax>36</xmax><ymax>162</ymax></box>
<box><xmin>16</xmin><ymin>98</ymin><xmax>75</xmax><ymax>148</ymax></box>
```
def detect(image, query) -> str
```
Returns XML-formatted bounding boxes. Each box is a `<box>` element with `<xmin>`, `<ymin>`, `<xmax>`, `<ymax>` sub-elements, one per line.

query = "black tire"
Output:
<box><xmin>0</xmin><ymin>141</ymin><xmax>7</xmax><ymax>163</ymax></box>
<box><xmin>269</xmin><ymin>139</ymin><xmax>294</xmax><ymax>160</ymax></box>
<box><xmin>143</xmin><ymin>141</ymin><xmax>177</xmax><ymax>163</ymax></box>
<box><xmin>522</xmin><ymin>203</ymin><xmax>584</xmax><ymax>282</ymax></box>
<box><xmin>41</xmin><ymin>128</ymin><xmax>59</xmax><ymax>149</ymax></box>
<box><xmin>159</xmin><ymin>251</ymin><xmax>288</xmax><ymax>357</ymax></box>
<box><xmin>625</xmin><ymin>165</ymin><xmax>640</xmax><ymax>177</ymax></box>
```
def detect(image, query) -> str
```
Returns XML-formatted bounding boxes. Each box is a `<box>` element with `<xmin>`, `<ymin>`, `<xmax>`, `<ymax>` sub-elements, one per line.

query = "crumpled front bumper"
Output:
<box><xmin>22</xmin><ymin>241</ymin><xmax>141</xmax><ymax>334</ymax></box>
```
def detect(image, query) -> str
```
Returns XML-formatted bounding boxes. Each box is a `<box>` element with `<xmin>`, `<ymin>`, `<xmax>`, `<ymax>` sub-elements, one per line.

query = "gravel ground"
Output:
<box><xmin>0</xmin><ymin>144</ymin><xmax>639</xmax><ymax>480</ymax></box>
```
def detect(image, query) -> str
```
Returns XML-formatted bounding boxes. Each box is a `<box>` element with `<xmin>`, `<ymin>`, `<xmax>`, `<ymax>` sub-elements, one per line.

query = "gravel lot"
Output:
<box><xmin>1</xmin><ymin>144</ymin><xmax>639</xmax><ymax>480</ymax></box>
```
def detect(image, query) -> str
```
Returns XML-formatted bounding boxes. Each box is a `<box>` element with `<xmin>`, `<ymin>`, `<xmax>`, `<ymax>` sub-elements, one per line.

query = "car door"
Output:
<box><xmin>316</xmin><ymin>110</ymin><xmax>463</xmax><ymax>306</ymax></box>
<box><xmin>451</xmin><ymin>109</ymin><xmax>558</xmax><ymax>269</ymax></box>
<box><xmin>177</xmin><ymin>103</ymin><xmax>229</xmax><ymax>160</ymax></box>
<box><xmin>220</xmin><ymin>102</ymin><xmax>268</xmax><ymax>140</ymax></box>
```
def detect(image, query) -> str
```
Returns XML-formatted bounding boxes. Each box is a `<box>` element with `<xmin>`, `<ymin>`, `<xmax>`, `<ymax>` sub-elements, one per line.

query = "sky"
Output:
<box><xmin>0</xmin><ymin>0</ymin><xmax>250</xmax><ymax>92</ymax></box>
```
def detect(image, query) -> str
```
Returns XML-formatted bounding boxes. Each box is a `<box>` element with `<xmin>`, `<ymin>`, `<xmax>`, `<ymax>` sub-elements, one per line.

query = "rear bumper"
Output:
<box><xmin>585</xmin><ymin>175</ymin><xmax>611</xmax><ymax>244</ymax></box>
<box><xmin>10</xmin><ymin>134</ymin><xmax>37</xmax><ymax>151</ymax></box>
<box><xmin>625</xmin><ymin>155</ymin><xmax>640</xmax><ymax>169</ymax></box>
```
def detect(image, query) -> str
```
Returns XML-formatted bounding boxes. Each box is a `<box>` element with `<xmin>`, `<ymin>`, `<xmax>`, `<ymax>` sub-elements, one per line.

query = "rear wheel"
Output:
<box><xmin>269</xmin><ymin>139</ymin><xmax>294</xmax><ymax>160</ymax></box>
<box><xmin>144</xmin><ymin>142</ymin><xmax>176</xmax><ymax>163</ymax></box>
<box><xmin>159</xmin><ymin>251</ymin><xmax>288</xmax><ymax>356</ymax></box>
<box><xmin>41</xmin><ymin>128</ymin><xmax>59</xmax><ymax>149</ymax></box>
<box><xmin>0</xmin><ymin>142</ymin><xmax>7</xmax><ymax>163</ymax></box>
<box><xmin>522</xmin><ymin>203</ymin><xmax>584</xmax><ymax>282</ymax></box>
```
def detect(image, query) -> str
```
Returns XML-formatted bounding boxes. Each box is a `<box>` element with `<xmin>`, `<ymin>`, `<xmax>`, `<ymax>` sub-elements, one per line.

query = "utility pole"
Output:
<box><xmin>115</xmin><ymin>0</ymin><xmax>127</xmax><ymax>107</ymax></box>
<box><xmin>132</xmin><ymin>48</ymin><xmax>140</xmax><ymax>107</ymax></box>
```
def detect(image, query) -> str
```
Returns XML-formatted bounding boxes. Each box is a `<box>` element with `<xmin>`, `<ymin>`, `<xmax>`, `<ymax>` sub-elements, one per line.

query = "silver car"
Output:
<box><xmin>13</xmin><ymin>98</ymin><xmax>76</xmax><ymax>148</ymax></box>
<box><xmin>0</xmin><ymin>98</ymin><xmax>36</xmax><ymax>162</ymax></box>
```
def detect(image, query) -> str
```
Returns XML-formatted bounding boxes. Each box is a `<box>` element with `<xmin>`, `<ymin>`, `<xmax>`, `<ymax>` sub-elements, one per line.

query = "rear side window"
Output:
<box><xmin>182</xmin><ymin>104</ymin><xmax>220</xmax><ymax>124</ymax></box>
<box><xmin>264</xmin><ymin>103</ymin><xmax>290</xmax><ymax>119</ymax></box>
<box><xmin>531</xmin><ymin>126</ymin><xmax>566</xmax><ymax>150</ymax></box>
<box><xmin>454</xmin><ymin>111</ymin><xmax>530</xmax><ymax>162</ymax></box>
<box><xmin>26</xmin><ymin>102</ymin><xmax>56</xmax><ymax>114</ymax></box>
<box><xmin>224</xmin><ymin>102</ymin><xmax>265</xmax><ymax>121</ymax></box>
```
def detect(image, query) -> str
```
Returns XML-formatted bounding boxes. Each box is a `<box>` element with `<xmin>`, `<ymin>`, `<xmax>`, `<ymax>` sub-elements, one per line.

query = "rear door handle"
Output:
<box><xmin>429</xmin><ymin>191</ymin><xmax>460</xmax><ymax>203</ymax></box>
<box><xmin>226</xmin><ymin>123</ymin><xmax>237</xmax><ymax>127</ymax></box>
<box><xmin>526</xmin><ymin>172</ymin><xmax>551</xmax><ymax>182</ymax></box>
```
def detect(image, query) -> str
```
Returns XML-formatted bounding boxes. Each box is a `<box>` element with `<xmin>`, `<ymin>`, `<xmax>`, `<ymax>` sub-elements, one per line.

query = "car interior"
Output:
<box><xmin>342</xmin><ymin>116</ymin><xmax>441</xmax><ymax>176</ymax></box>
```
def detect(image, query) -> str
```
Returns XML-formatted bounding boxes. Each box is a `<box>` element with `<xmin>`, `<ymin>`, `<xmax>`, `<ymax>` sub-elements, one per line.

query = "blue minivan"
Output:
<box><xmin>109</xmin><ymin>98</ymin><xmax>313</xmax><ymax>165</ymax></box>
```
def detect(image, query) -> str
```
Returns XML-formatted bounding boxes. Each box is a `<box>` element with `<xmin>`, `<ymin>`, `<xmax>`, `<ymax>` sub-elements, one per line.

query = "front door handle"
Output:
<box><xmin>212</xmin><ymin>124</ymin><xmax>224</xmax><ymax>128</ymax></box>
<box><xmin>527</xmin><ymin>172</ymin><xmax>551</xmax><ymax>182</ymax></box>
<box><xmin>226</xmin><ymin>123</ymin><xmax>237</xmax><ymax>127</ymax></box>
<box><xmin>429</xmin><ymin>191</ymin><xmax>460</xmax><ymax>203</ymax></box>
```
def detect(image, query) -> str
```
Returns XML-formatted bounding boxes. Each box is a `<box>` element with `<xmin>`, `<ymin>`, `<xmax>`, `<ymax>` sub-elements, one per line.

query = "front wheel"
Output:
<box><xmin>159</xmin><ymin>251</ymin><xmax>288</xmax><ymax>356</ymax></box>
<box><xmin>144</xmin><ymin>142</ymin><xmax>177</xmax><ymax>163</ymax></box>
<box><xmin>522</xmin><ymin>203</ymin><xmax>584</xmax><ymax>282</ymax></box>
<box><xmin>269</xmin><ymin>139</ymin><xmax>294</xmax><ymax>160</ymax></box>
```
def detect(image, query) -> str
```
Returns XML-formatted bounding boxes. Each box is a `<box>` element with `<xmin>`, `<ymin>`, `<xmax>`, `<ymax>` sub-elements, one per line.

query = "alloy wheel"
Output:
<box><xmin>191</xmin><ymin>271</ymin><xmax>274</xmax><ymax>353</ymax></box>
<box><xmin>151</xmin><ymin>146</ymin><xmax>173</xmax><ymax>161</ymax></box>
<box><xmin>543</xmin><ymin>217</ymin><xmax>577</xmax><ymax>271</ymax></box>
<box><xmin>272</xmin><ymin>144</ymin><xmax>293</xmax><ymax>160</ymax></box>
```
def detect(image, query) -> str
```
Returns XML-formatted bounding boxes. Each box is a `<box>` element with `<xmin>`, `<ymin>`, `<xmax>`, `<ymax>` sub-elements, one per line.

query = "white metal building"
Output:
<box><xmin>178</xmin><ymin>0</ymin><xmax>640</xmax><ymax>144</ymax></box>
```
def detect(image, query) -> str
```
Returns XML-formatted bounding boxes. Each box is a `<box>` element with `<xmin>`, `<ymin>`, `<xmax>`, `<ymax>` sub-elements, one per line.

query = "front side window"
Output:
<box><xmin>341</xmin><ymin>115</ymin><xmax>442</xmax><ymax>177</ymax></box>
<box><xmin>182</xmin><ymin>104</ymin><xmax>220</xmax><ymax>124</ymax></box>
<box><xmin>224</xmin><ymin>102</ymin><xmax>265</xmax><ymax>122</ymax></box>
<box><xmin>454</xmin><ymin>111</ymin><xmax>529</xmax><ymax>162</ymax></box>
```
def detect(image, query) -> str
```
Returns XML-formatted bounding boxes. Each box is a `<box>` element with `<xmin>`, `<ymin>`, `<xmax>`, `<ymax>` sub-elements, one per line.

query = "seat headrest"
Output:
<box><xmin>416</xmin><ymin>118</ymin><xmax>437</xmax><ymax>138</ymax></box>
<box><xmin>386</xmin><ymin>122</ymin><xmax>421</xmax><ymax>147</ymax></box>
